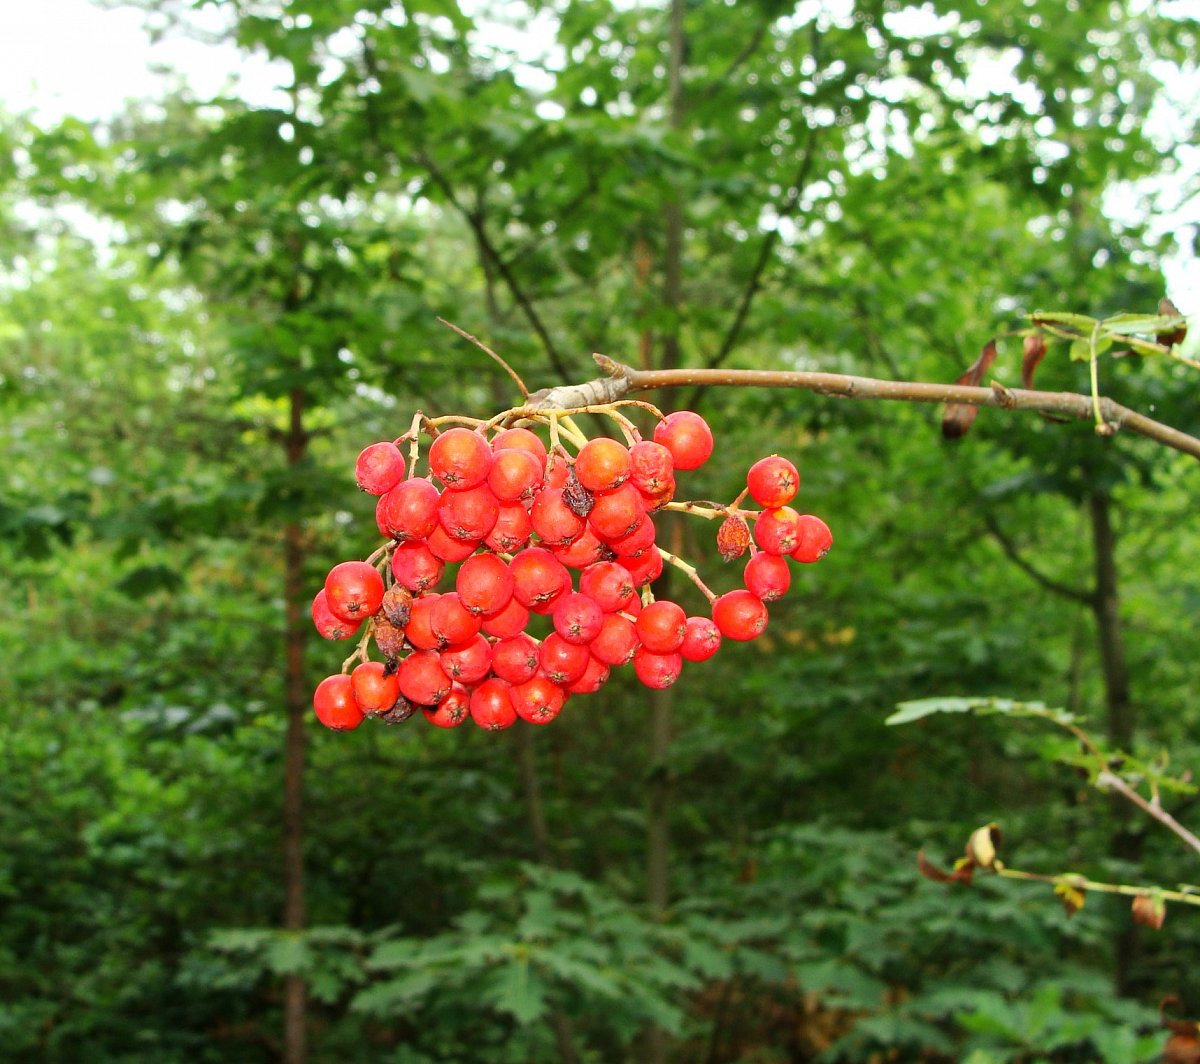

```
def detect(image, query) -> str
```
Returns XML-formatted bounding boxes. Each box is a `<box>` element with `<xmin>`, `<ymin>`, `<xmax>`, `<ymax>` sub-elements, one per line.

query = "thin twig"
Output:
<box><xmin>995</xmin><ymin>866</ymin><xmax>1200</xmax><ymax>907</ymax></box>
<box><xmin>437</xmin><ymin>317</ymin><xmax>530</xmax><ymax>398</ymax></box>
<box><xmin>1097</xmin><ymin>771</ymin><xmax>1200</xmax><ymax>860</ymax></box>
<box><xmin>982</xmin><ymin>513</ymin><xmax>1095</xmax><ymax>605</ymax></box>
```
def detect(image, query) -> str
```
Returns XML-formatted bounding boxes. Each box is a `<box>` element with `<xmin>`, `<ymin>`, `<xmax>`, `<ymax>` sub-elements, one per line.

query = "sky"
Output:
<box><xmin>0</xmin><ymin>0</ymin><xmax>1195</xmax><ymax>310</ymax></box>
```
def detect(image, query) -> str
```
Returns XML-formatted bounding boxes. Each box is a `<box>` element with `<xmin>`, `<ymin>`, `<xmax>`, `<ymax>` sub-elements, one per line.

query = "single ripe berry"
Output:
<box><xmin>628</xmin><ymin>440</ymin><xmax>674</xmax><ymax>495</ymax></box>
<box><xmin>429</xmin><ymin>428</ymin><xmax>493</xmax><ymax>490</ymax></box>
<box><xmin>552</xmin><ymin>526</ymin><xmax>608</xmax><ymax>569</ymax></box>
<box><xmin>470</xmin><ymin>678</ymin><xmax>518</xmax><ymax>730</ymax></box>
<box><xmin>485</xmin><ymin>503</ymin><xmax>533</xmax><ymax>554</ymax></box>
<box><xmin>313</xmin><ymin>674</ymin><xmax>365</xmax><ymax>731</ymax></box>
<box><xmin>680</xmin><ymin>616</ymin><xmax>721</xmax><ymax>662</ymax></box>
<box><xmin>430</xmin><ymin>593</ymin><xmax>481</xmax><ymax>648</ymax></box>
<box><xmin>391</xmin><ymin>540</ymin><xmax>444</xmax><ymax>593</ymax></box>
<box><xmin>746</xmin><ymin>454</ymin><xmax>799</xmax><ymax>509</ymax></box>
<box><xmin>744</xmin><ymin>552</ymin><xmax>791</xmax><ymax>602</ymax></box>
<box><xmin>511</xmin><ymin>673</ymin><xmax>567</xmax><ymax>725</ymax></box>
<box><xmin>312</xmin><ymin>589</ymin><xmax>362</xmax><ymax>641</ymax></box>
<box><xmin>490</xmin><ymin>427</ymin><xmax>548</xmax><ymax>469</ymax></box>
<box><xmin>653</xmin><ymin>411</ymin><xmax>713</xmax><ymax>471</ymax></box>
<box><xmin>376</xmin><ymin>478</ymin><xmax>440</xmax><ymax>542</ymax></box>
<box><xmin>539</xmin><ymin>632</ymin><xmax>591</xmax><ymax>686</ymax></box>
<box><xmin>426</xmin><ymin>524</ymin><xmax>480</xmax><ymax>563</ymax></box>
<box><xmin>566</xmin><ymin>655</ymin><xmax>610</xmax><ymax>695</ymax></box>
<box><xmin>438</xmin><ymin>484</ymin><xmax>499</xmax><ymax>541</ymax></box>
<box><xmin>405</xmin><ymin>594</ymin><xmax>443</xmax><ymax>651</ymax></box>
<box><xmin>355</xmin><ymin>441</ymin><xmax>407</xmax><ymax>495</ymax></box>
<box><xmin>636</xmin><ymin>599</ymin><xmax>688</xmax><ymax>653</ymax></box>
<box><xmin>579</xmin><ymin>561</ymin><xmax>637</xmax><ymax>613</ymax></box>
<box><xmin>457</xmin><ymin>553</ymin><xmax>514</xmax><ymax>616</ymax></box>
<box><xmin>587</xmin><ymin>482</ymin><xmax>647</xmax><ymax>541</ymax></box>
<box><xmin>397</xmin><ymin>650</ymin><xmax>452</xmax><ymax>706</ymax></box>
<box><xmin>611</xmin><ymin>516</ymin><xmax>657</xmax><ymax>559</ymax></box>
<box><xmin>350</xmin><ymin>661</ymin><xmax>401</xmax><ymax>713</ymax></box>
<box><xmin>488</xmin><ymin>447</ymin><xmax>544</xmax><ymax>502</ymax></box>
<box><xmin>633</xmin><ymin>646</ymin><xmax>683</xmax><ymax>689</ymax></box>
<box><xmin>530</xmin><ymin>487</ymin><xmax>586</xmax><ymax>547</ymax></box>
<box><xmin>753</xmin><ymin>506</ymin><xmax>803</xmax><ymax>555</ymax></box>
<box><xmin>324</xmin><ymin>561</ymin><xmax>385</xmax><ymax>623</ymax></box>
<box><xmin>574</xmin><ymin>437</ymin><xmax>632</xmax><ymax>493</ymax></box>
<box><xmin>424</xmin><ymin>684</ymin><xmax>471</xmax><ymax>728</ymax></box>
<box><xmin>791</xmin><ymin>514</ymin><xmax>833</xmax><ymax>563</ymax></box>
<box><xmin>438</xmin><ymin>634</ymin><xmax>494</xmax><ymax>686</ymax></box>
<box><xmin>510</xmin><ymin>547</ymin><xmax>572</xmax><ymax>612</ymax></box>
<box><xmin>481</xmin><ymin>596</ymin><xmax>531</xmax><ymax>639</ymax></box>
<box><xmin>552</xmin><ymin>592</ymin><xmax>605</xmax><ymax>645</ymax></box>
<box><xmin>589</xmin><ymin>613</ymin><xmax>640</xmax><ymax>666</ymax></box>
<box><xmin>622</xmin><ymin>547</ymin><xmax>664</xmax><ymax>587</ymax></box>
<box><xmin>492</xmin><ymin>632</ymin><xmax>542</xmax><ymax>684</ymax></box>
<box><xmin>712</xmin><ymin>589</ymin><xmax>768</xmax><ymax>641</ymax></box>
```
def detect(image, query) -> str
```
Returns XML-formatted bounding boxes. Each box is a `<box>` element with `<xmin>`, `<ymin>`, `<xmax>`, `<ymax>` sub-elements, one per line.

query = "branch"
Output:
<box><xmin>574</xmin><ymin>356</ymin><xmax>1200</xmax><ymax>463</ymax></box>
<box><xmin>1097</xmin><ymin>771</ymin><xmax>1200</xmax><ymax>860</ymax></box>
<box><xmin>982</xmin><ymin>513</ymin><xmax>1095</xmax><ymax>605</ymax></box>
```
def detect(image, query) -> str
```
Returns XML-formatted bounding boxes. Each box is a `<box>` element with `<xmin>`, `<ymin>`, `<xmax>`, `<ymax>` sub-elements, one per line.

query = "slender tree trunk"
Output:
<box><xmin>282</xmin><ymin>387</ymin><xmax>309</xmax><ymax>1064</ymax></box>
<box><xmin>1087</xmin><ymin>490</ymin><xmax>1140</xmax><ymax>995</ymax></box>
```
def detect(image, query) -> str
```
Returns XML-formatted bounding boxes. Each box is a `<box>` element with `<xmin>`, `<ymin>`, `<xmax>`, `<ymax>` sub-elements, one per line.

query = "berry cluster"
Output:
<box><xmin>311</xmin><ymin>402</ymin><xmax>832</xmax><ymax>732</ymax></box>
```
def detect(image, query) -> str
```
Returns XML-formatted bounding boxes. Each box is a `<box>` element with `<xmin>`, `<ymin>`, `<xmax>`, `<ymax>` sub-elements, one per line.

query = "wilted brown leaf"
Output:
<box><xmin>942</xmin><ymin>340</ymin><xmax>998</xmax><ymax>439</ymax></box>
<box><xmin>917</xmin><ymin>849</ymin><xmax>975</xmax><ymax>885</ymax></box>
<box><xmin>1132</xmin><ymin>893</ymin><xmax>1166</xmax><ymax>931</ymax></box>
<box><xmin>1021</xmin><ymin>331</ymin><xmax>1048</xmax><ymax>389</ymax></box>
<box><xmin>1054</xmin><ymin>880</ymin><xmax>1086</xmax><ymax>916</ymax></box>
<box><xmin>1158</xmin><ymin>298</ymin><xmax>1188</xmax><ymax>350</ymax></box>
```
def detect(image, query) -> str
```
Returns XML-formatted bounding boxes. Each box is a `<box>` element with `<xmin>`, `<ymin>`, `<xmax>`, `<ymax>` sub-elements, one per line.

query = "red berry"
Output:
<box><xmin>633</xmin><ymin>646</ymin><xmax>683</xmax><ymax>689</ymax></box>
<box><xmin>376</xmin><ymin>478</ymin><xmax>440</xmax><ymax>541</ymax></box>
<box><xmin>744</xmin><ymin>552</ymin><xmax>791</xmax><ymax>602</ymax></box>
<box><xmin>542</xmin><ymin>458</ymin><xmax>570</xmax><ymax>490</ymax></box>
<box><xmin>531</xmin><ymin>487</ymin><xmax>586</xmax><ymax>547</ymax></box>
<box><xmin>312</xmin><ymin>589</ymin><xmax>361</xmax><ymax>640</ymax></box>
<box><xmin>579</xmin><ymin>561</ymin><xmax>637</xmax><ymax>612</ymax></box>
<box><xmin>574</xmin><ymin>437</ymin><xmax>632</xmax><ymax>492</ymax></box>
<box><xmin>424</xmin><ymin>683</ymin><xmax>470</xmax><ymax>728</ymax></box>
<box><xmin>426</xmin><ymin>524</ymin><xmax>480</xmax><ymax>563</ymax></box>
<box><xmin>611</xmin><ymin>516</ymin><xmax>657</xmax><ymax>559</ymax></box>
<box><xmin>588</xmin><ymin>482</ymin><xmax>647</xmax><ymax>541</ymax></box>
<box><xmin>485</xmin><ymin>502</ymin><xmax>533</xmax><ymax>554</ymax></box>
<box><xmin>437</xmin><ymin>484</ymin><xmax>499</xmax><ymax>541</ymax></box>
<box><xmin>457</xmin><ymin>553</ymin><xmax>514</xmax><ymax>616</ymax></box>
<box><xmin>680</xmin><ymin>616</ymin><xmax>721</xmax><ymax>662</ymax></box>
<box><xmin>511</xmin><ymin>673</ymin><xmax>567</xmax><ymax>724</ymax></box>
<box><xmin>390</xmin><ymin>540</ymin><xmax>444</xmax><ymax>593</ymax></box>
<box><xmin>746</xmin><ymin>454</ymin><xmax>799</xmax><ymax>509</ymax></box>
<box><xmin>350</xmin><ymin>661</ymin><xmax>401</xmax><ymax>713</ymax></box>
<box><xmin>622</xmin><ymin>547</ymin><xmax>664</xmax><ymax>587</ymax></box>
<box><xmin>470</xmin><ymin>678</ymin><xmax>518</xmax><ymax>730</ymax></box>
<box><xmin>405</xmin><ymin>594</ymin><xmax>442</xmax><ymax>651</ymax></box>
<box><xmin>791</xmin><ymin>514</ymin><xmax>833</xmax><ymax>563</ymax></box>
<box><xmin>510</xmin><ymin>547</ymin><xmax>571</xmax><ymax>611</ymax></box>
<box><xmin>492</xmin><ymin>632</ymin><xmax>542</xmax><ymax>684</ymax></box>
<box><xmin>439</xmin><ymin>634</ymin><xmax>493</xmax><ymax>685</ymax></box>
<box><xmin>712</xmin><ymin>590</ymin><xmax>768</xmax><ymax>641</ymax></box>
<box><xmin>397</xmin><ymin>650</ymin><xmax>452</xmax><ymax>706</ymax></box>
<box><xmin>628</xmin><ymin>440</ymin><xmax>674</xmax><ymax>495</ymax></box>
<box><xmin>636</xmin><ymin>599</ymin><xmax>687</xmax><ymax>653</ymax></box>
<box><xmin>590</xmin><ymin>613</ymin><xmax>640</xmax><ymax>666</ymax></box>
<box><xmin>490</xmin><ymin>427</ymin><xmax>547</xmax><ymax>469</ymax></box>
<box><xmin>566</xmin><ymin>655</ymin><xmax>610</xmax><ymax>695</ymax></box>
<box><xmin>552</xmin><ymin>592</ymin><xmax>605</xmax><ymax>645</ymax></box>
<box><xmin>324</xmin><ymin>561</ymin><xmax>385</xmax><ymax>622</ymax></box>
<box><xmin>430</xmin><ymin>592</ymin><xmax>481</xmax><ymax>648</ymax></box>
<box><xmin>753</xmin><ymin>506</ymin><xmax>803</xmax><ymax>555</ymax></box>
<box><xmin>539</xmin><ymin>632</ymin><xmax>591</xmax><ymax>686</ymax></box>
<box><xmin>429</xmin><ymin>428</ymin><xmax>492</xmax><ymax>490</ymax></box>
<box><xmin>313</xmin><ymin>674</ymin><xmax>365</xmax><ymax>731</ymax></box>
<box><xmin>355</xmin><ymin>441</ymin><xmax>407</xmax><ymax>495</ymax></box>
<box><xmin>480</xmin><ymin>596</ymin><xmax>531</xmax><ymax>639</ymax></box>
<box><xmin>552</xmin><ymin>526</ymin><xmax>608</xmax><ymax>569</ymax></box>
<box><xmin>488</xmin><ymin>447</ymin><xmax>543</xmax><ymax>502</ymax></box>
<box><xmin>653</xmin><ymin>411</ymin><xmax>713</xmax><ymax>471</ymax></box>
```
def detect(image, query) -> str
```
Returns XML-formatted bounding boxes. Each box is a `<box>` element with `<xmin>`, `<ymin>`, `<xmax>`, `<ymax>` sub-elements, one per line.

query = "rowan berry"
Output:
<box><xmin>391</xmin><ymin>540</ymin><xmax>444</xmax><ymax>593</ymax></box>
<box><xmin>485</xmin><ymin>502</ymin><xmax>533</xmax><ymax>554</ymax></box>
<box><xmin>312</xmin><ymin>590</ymin><xmax>361</xmax><ymax>640</ymax></box>
<box><xmin>552</xmin><ymin>526</ymin><xmax>609</xmax><ymax>569</ymax></box>
<box><xmin>488</xmin><ymin>447</ymin><xmax>543</xmax><ymax>502</ymax></box>
<box><xmin>744</xmin><ymin>552</ymin><xmax>791</xmax><ymax>602</ymax></box>
<box><xmin>680</xmin><ymin>616</ymin><xmax>721</xmax><ymax>662</ymax></box>
<box><xmin>469</xmin><ymin>678</ymin><xmax>518</xmax><ymax>730</ymax></box>
<box><xmin>313</xmin><ymin>674</ymin><xmax>365</xmax><ymax>731</ymax></box>
<box><xmin>622</xmin><ymin>547</ymin><xmax>664</xmax><ymax>586</ymax></box>
<box><xmin>588</xmin><ymin>482</ymin><xmax>646</xmax><ymax>540</ymax></box>
<box><xmin>636</xmin><ymin>599</ymin><xmax>687</xmax><ymax>653</ymax></box>
<box><xmin>404</xmin><ymin>594</ymin><xmax>443</xmax><ymax>651</ymax></box>
<box><xmin>424</xmin><ymin>684</ymin><xmax>470</xmax><ymax>728</ymax></box>
<box><xmin>456</xmin><ymin>553</ymin><xmax>514</xmax><ymax>616</ymax></box>
<box><xmin>429</xmin><ymin>428</ymin><xmax>492</xmax><ymax>490</ymax></box>
<box><xmin>530</xmin><ymin>487</ymin><xmax>586</xmax><ymax>547</ymax></box>
<box><xmin>566</xmin><ymin>655</ymin><xmax>610</xmax><ymax>695</ymax></box>
<box><xmin>589</xmin><ymin>613</ymin><xmax>640</xmax><ymax>666</ymax></box>
<box><xmin>712</xmin><ymin>589</ymin><xmax>768</xmax><ymax>641</ymax></box>
<box><xmin>633</xmin><ymin>646</ymin><xmax>683</xmax><ymax>689</ymax></box>
<box><xmin>355</xmin><ymin>441</ymin><xmax>407</xmax><ymax>495</ymax></box>
<box><xmin>426</xmin><ymin>524</ymin><xmax>480</xmax><ymax>563</ymax></box>
<box><xmin>610</xmin><ymin>516</ymin><xmax>657</xmax><ymax>559</ymax></box>
<box><xmin>628</xmin><ymin>440</ymin><xmax>674</xmax><ymax>495</ymax></box>
<box><xmin>579</xmin><ymin>561</ymin><xmax>637</xmax><ymax>613</ymax></box>
<box><xmin>574</xmin><ymin>437</ymin><xmax>632</xmax><ymax>492</ymax></box>
<box><xmin>539</xmin><ymin>632</ymin><xmax>591</xmax><ymax>686</ymax></box>
<box><xmin>430</xmin><ymin>592</ymin><xmax>481</xmax><ymax>648</ymax></box>
<box><xmin>437</xmin><ymin>484</ymin><xmax>499</xmax><ymax>541</ymax></box>
<box><xmin>350</xmin><ymin>661</ymin><xmax>401</xmax><ymax>713</ymax></box>
<box><xmin>480</xmin><ymin>596</ymin><xmax>531</xmax><ymax>639</ymax></box>
<box><xmin>746</xmin><ymin>454</ymin><xmax>799</xmax><ymax>509</ymax></box>
<box><xmin>397</xmin><ymin>649</ymin><xmax>452</xmax><ymax>706</ymax></box>
<box><xmin>653</xmin><ymin>411</ymin><xmax>713</xmax><ymax>470</ymax></box>
<box><xmin>376</xmin><ymin>478</ymin><xmax>440</xmax><ymax>541</ymax></box>
<box><xmin>490</xmin><ymin>427</ymin><xmax>547</xmax><ymax>469</ymax></box>
<box><xmin>510</xmin><ymin>547</ymin><xmax>571</xmax><ymax>611</ymax></box>
<box><xmin>324</xmin><ymin>561</ymin><xmax>385</xmax><ymax>623</ymax></box>
<box><xmin>492</xmin><ymin>632</ymin><xmax>542</xmax><ymax>684</ymax></box>
<box><xmin>439</xmin><ymin>634</ymin><xmax>494</xmax><ymax>686</ymax></box>
<box><xmin>791</xmin><ymin>514</ymin><xmax>833</xmax><ymax>563</ymax></box>
<box><xmin>753</xmin><ymin>506</ymin><xmax>803</xmax><ymax>555</ymax></box>
<box><xmin>552</xmin><ymin>592</ymin><xmax>605</xmax><ymax>645</ymax></box>
<box><xmin>511</xmin><ymin>673</ymin><xmax>567</xmax><ymax>724</ymax></box>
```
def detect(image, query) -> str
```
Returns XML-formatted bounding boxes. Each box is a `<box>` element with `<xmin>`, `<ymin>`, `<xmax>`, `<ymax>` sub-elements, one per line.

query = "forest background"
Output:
<box><xmin>1</xmin><ymin>0</ymin><xmax>1199</xmax><ymax>1061</ymax></box>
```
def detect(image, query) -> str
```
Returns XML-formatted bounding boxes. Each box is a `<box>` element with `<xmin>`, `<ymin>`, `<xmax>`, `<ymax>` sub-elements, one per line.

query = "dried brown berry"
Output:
<box><xmin>717</xmin><ymin>514</ymin><xmax>751</xmax><ymax>561</ymax></box>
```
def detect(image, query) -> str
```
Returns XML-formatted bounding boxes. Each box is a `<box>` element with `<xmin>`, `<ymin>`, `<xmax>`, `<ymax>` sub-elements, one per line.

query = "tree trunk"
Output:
<box><xmin>282</xmin><ymin>387</ymin><xmax>309</xmax><ymax>1064</ymax></box>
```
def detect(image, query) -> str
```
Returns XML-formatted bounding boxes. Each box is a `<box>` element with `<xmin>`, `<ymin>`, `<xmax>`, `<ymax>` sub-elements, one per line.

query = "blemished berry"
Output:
<box><xmin>457</xmin><ymin>553</ymin><xmax>514</xmax><ymax>616</ymax></box>
<box><xmin>791</xmin><ymin>514</ymin><xmax>833</xmax><ymax>563</ymax></box>
<box><xmin>424</xmin><ymin>684</ymin><xmax>470</xmax><ymax>728</ymax></box>
<box><xmin>488</xmin><ymin>447</ymin><xmax>544</xmax><ymax>502</ymax></box>
<box><xmin>439</xmin><ymin>634</ymin><xmax>494</xmax><ymax>686</ymax></box>
<box><xmin>355</xmin><ymin>441</ymin><xmax>407</xmax><ymax>495</ymax></box>
<box><xmin>753</xmin><ymin>505</ymin><xmax>803</xmax><ymax>555</ymax></box>
<box><xmin>530</xmin><ymin>487</ymin><xmax>586</xmax><ymax>546</ymax></box>
<box><xmin>539</xmin><ymin>632</ymin><xmax>591</xmax><ymax>686</ymax></box>
<box><xmin>470</xmin><ymin>678</ymin><xmax>518</xmax><ymax>730</ymax></box>
<box><xmin>324</xmin><ymin>561</ymin><xmax>385</xmax><ymax>622</ymax></box>
<box><xmin>376</xmin><ymin>478</ymin><xmax>440</xmax><ymax>542</ymax></box>
<box><xmin>438</xmin><ymin>484</ymin><xmax>499</xmax><ymax>541</ymax></box>
<box><xmin>492</xmin><ymin>632</ymin><xmax>542</xmax><ymax>684</ymax></box>
<box><xmin>397</xmin><ymin>650</ymin><xmax>452</xmax><ymax>706</ymax></box>
<box><xmin>381</xmin><ymin>584</ymin><xmax>414</xmax><ymax>629</ymax></box>
<box><xmin>680</xmin><ymin>616</ymin><xmax>721</xmax><ymax>662</ymax></box>
<box><xmin>312</xmin><ymin>590</ymin><xmax>361</xmax><ymax>641</ymax></box>
<box><xmin>429</xmin><ymin>428</ymin><xmax>492</xmax><ymax>490</ymax></box>
<box><xmin>746</xmin><ymin>454</ymin><xmax>799</xmax><ymax>509</ymax></box>
<box><xmin>744</xmin><ymin>552</ymin><xmax>791</xmax><ymax>602</ymax></box>
<box><xmin>712</xmin><ymin>589</ymin><xmax>768</xmax><ymax>641</ymax></box>
<box><xmin>653</xmin><ymin>411</ymin><xmax>713</xmax><ymax>471</ymax></box>
<box><xmin>633</xmin><ymin>646</ymin><xmax>683</xmax><ymax>689</ymax></box>
<box><xmin>511</xmin><ymin>673</ymin><xmax>567</xmax><ymax>724</ymax></box>
<box><xmin>480</xmin><ymin>596</ymin><xmax>531</xmax><ymax>639</ymax></box>
<box><xmin>636</xmin><ymin>599</ymin><xmax>688</xmax><ymax>653</ymax></box>
<box><xmin>628</xmin><ymin>440</ymin><xmax>674</xmax><ymax>495</ymax></box>
<box><xmin>552</xmin><ymin>592</ymin><xmax>605</xmax><ymax>645</ymax></box>
<box><xmin>351</xmin><ymin>661</ymin><xmax>401</xmax><ymax>713</ymax></box>
<box><xmin>391</xmin><ymin>540</ymin><xmax>444</xmax><ymax>593</ymax></box>
<box><xmin>372</xmin><ymin>617</ymin><xmax>407</xmax><ymax>660</ymax></box>
<box><xmin>717</xmin><ymin>514</ymin><xmax>751</xmax><ymax>561</ymax></box>
<box><xmin>574</xmin><ymin>437</ymin><xmax>632</xmax><ymax>492</ymax></box>
<box><xmin>490</xmin><ymin>427</ymin><xmax>547</xmax><ymax>469</ymax></box>
<box><xmin>590</xmin><ymin>613</ymin><xmax>640</xmax><ymax>666</ymax></box>
<box><xmin>313</xmin><ymin>674</ymin><xmax>366</xmax><ymax>731</ymax></box>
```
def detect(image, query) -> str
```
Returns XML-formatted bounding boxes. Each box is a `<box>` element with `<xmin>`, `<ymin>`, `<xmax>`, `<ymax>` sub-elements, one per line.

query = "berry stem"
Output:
<box><xmin>656</xmin><ymin>546</ymin><xmax>718</xmax><ymax>604</ymax></box>
<box><xmin>341</xmin><ymin>621</ymin><xmax>374</xmax><ymax>672</ymax></box>
<box><xmin>663</xmin><ymin>500</ymin><xmax>757</xmax><ymax>521</ymax></box>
